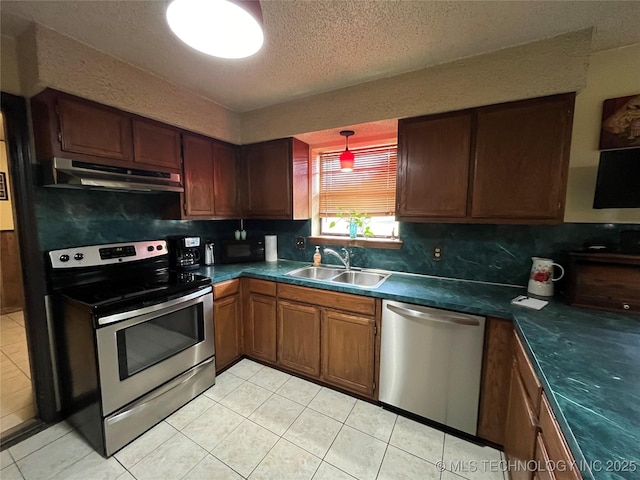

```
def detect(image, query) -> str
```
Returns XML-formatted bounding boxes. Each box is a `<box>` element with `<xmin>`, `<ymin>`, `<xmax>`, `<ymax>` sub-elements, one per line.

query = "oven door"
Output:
<box><xmin>95</xmin><ymin>286</ymin><xmax>214</xmax><ymax>415</ymax></box>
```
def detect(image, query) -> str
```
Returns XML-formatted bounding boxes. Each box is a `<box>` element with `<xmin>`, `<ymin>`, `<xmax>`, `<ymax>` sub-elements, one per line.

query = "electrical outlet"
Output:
<box><xmin>295</xmin><ymin>237</ymin><xmax>306</xmax><ymax>250</ymax></box>
<box><xmin>433</xmin><ymin>245</ymin><xmax>443</xmax><ymax>261</ymax></box>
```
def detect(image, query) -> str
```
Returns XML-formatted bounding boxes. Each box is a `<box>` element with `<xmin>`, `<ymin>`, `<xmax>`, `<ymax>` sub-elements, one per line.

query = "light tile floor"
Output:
<box><xmin>0</xmin><ymin>311</ymin><xmax>35</xmax><ymax>435</ymax></box>
<box><xmin>0</xmin><ymin>359</ymin><xmax>508</xmax><ymax>480</ymax></box>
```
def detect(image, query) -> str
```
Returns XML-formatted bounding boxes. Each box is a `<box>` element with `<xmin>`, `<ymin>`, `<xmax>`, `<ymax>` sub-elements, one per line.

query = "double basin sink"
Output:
<box><xmin>286</xmin><ymin>266</ymin><xmax>390</xmax><ymax>289</ymax></box>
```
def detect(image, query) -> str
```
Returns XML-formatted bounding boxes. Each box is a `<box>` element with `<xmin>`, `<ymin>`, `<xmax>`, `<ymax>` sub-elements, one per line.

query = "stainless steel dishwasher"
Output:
<box><xmin>379</xmin><ymin>300</ymin><xmax>486</xmax><ymax>435</ymax></box>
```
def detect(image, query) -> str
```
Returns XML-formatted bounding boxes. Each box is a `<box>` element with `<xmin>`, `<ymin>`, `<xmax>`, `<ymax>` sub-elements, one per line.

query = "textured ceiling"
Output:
<box><xmin>2</xmin><ymin>1</ymin><xmax>639</xmax><ymax>115</ymax></box>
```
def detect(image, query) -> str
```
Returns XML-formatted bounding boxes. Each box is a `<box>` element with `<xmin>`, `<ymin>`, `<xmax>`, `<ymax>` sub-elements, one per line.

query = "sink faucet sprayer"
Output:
<box><xmin>323</xmin><ymin>248</ymin><xmax>350</xmax><ymax>270</ymax></box>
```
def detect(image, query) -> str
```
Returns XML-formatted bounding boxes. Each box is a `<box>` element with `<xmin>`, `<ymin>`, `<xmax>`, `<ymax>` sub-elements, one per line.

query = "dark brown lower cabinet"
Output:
<box><xmin>245</xmin><ymin>292</ymin><xmax>277</xmax><ymax>363</ymax></box>
<box><xmin>213</xmin><ymin>293</ymin><xmax>242</xmax><ymax>372</ymax></box>
<box><xmin>277</xmin><ymin>300</ymin><xmax>321</xmax><ymax>377</ymax></box>
<box><xmin>321</xmin><ymin>310</ymin><xmax>376</xmax><ymax>397</ymax></box>
<box><xmin>504</xmin><ymin>361</ymin><xmax>539</xmax><ymax>480</ymax></box>
<box><xmin>538</xmin><ymin>395</ymin><xmax>582</xmax><ymax>480</ymax></box>
<box><xmin>478</xmin><ymin>317</ymin><xmax>514</xmax><ymax>446</ymax></box>
<box><xmin>534</xmin><ymin>434</ymin><xmax>554</xmax><ymax>480</ymax></box>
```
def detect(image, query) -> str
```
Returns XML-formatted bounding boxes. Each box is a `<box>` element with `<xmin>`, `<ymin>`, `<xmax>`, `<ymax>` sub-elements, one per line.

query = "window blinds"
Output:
<box><xmin>319</xmin><ymin>144</ymin><xmax>397</xmax><ymax>217</ymax></box>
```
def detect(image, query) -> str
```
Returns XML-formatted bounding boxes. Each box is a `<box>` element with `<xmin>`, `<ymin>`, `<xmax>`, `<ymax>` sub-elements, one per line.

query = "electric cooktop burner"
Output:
<box><xmin>66</xmin><ymin>270</ymin><xmax>211</xmax><ymax>308</ymax></box>
<box><xmin>48</xmin><ymin>240</ymin><xmax>212</xmax><ymax>315</ymax></box>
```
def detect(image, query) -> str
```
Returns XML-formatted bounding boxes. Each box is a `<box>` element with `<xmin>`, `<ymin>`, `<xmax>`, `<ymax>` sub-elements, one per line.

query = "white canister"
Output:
<box><xmin>527</xmin><ymin>257</ymin><xmax>564</xmax><ymax>298</ymax></box>
<box><xmin>265</xmin><ymin>235</ymin><xmax>278</xmax><ymax>262</ymax></box>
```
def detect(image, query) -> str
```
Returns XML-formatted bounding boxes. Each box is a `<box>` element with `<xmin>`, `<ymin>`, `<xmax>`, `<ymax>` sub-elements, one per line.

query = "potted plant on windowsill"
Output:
<box><xmin>329</xmin><ymin>209</ymin><xmax>373</xmax><ymax>238</ymax></box>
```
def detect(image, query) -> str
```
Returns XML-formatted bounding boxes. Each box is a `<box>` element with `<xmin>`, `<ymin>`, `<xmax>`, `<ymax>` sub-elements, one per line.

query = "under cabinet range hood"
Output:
<box><xmin>41</xmin><ymin>158</ymin><xmax>184</xmax><ymax>193</ymax></box>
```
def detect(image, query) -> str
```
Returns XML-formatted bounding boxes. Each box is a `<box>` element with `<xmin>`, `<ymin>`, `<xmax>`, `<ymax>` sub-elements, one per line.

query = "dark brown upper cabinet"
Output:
<box><xmin>212</xmin><ymin>141</ymin><xmax>241</xmax><ymax>218</ymax></box>
<box><xmin>397</xmin><ymin>111</ymin><xmax>472</xmax><ymax>219</ymax></box>
<box><xmin>471</xmin><ymin>95</ymin><xmax>574</xmax><ymax>222</ymax></box>
<box><xmin>183</xmin><ymin>134</ymin><xmax>215</xmax><ymax>217</ymax></box>
<box><xmin>132</xmin><ymin>118</ymin><xmax>182</xmax><ymax>170</ymax></box>
<box><xmin>396</xmin><ymin>93</ymin><xmax>575</xmax><ymax>224</ymax></box>
<box><xmin>181</xmin><ymin>133</ymin><xmax>240</xmax><ymax>219</ymax></box>
<box><xmin>31</xmin><ymin>89</ymin><xmax>181</xmax><ymax>172</ymax></box>
<box><xmin>241</xmin><ymin>138</ymin><xmax>310</xmax><ymax>219</ymax></box>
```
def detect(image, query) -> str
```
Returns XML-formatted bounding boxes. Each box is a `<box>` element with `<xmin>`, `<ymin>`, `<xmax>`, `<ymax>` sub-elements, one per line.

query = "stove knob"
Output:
<box><xmin>59</xmin><ymin>254</ymin><xmax>70</xmax><ymax>262</ymax></box>
<box><xmin>156</xmin><ymin>245</ymin><xmax>163</xmax><ymax>251</ymax></box>
<box><xmin>74</xmin><ymin>253</ymin><xmax>84</xmax><ymax>261</ymax></box>
<box><xmin>147</xmin><ymin>246</ymin><xmax>154</xmax><ymax>252</ymax></box>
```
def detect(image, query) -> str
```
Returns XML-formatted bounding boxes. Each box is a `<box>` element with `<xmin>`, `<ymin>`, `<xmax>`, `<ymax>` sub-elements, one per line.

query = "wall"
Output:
<box><xmin>32</xmin><ymin>184</ymin><xmax>640</xmax><ymax>287</ymax></box>
<box><xmin>15</xmin><ymin>25</ymin><xmax>241</xmax><ymax>144</ymax></box>
<box><xmin>0</xmin><ymin>35</ymin><xmax>21</xmax><ymax>95</ymax></box>
<box><xmin>565</xmin><ymin>43</ymin><xmax>640</xmax><ymax>223</ymax></box>
<box><xmin>280</xmin><ymin>221</ymin><xmax>640</xmax><ymax>287</ymax></box>
<box><xmin>0</xmin><ymin>116</ymin><xmax>15</xmax><ymax>231</ymax></box>
<box><xmin>241</xmin><ymin>29</ymin><xmax>592</xmax><ymax>143</ymax></box>
<box><xmin>34</xmin><ymin>187</ymin><xmax>240</xmax><ymax>253</ymax></box>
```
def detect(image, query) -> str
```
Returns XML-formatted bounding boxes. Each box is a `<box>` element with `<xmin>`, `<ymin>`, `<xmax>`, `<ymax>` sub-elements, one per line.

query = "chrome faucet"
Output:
<box><xmin>323</xmin><ymin>247</ymin><xmax>350</xmax><ymax>270</ymax></box>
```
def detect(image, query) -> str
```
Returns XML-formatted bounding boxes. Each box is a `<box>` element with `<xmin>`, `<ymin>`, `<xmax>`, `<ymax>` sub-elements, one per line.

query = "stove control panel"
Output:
<box><xmin>99</xmin><ymin>245</ymin><xmax>136</xmax><ymax>260</ymax></box>
<box><xmin>49</xmin><ymin>240</ymin><xmax>168</xmax><ymax>269</ymax></box>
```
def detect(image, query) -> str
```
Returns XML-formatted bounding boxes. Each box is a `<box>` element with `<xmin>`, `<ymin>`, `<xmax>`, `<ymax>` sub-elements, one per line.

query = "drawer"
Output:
<box><xmin>212</xmin><ymin>279</ymin><xmax>239</xmax><ymax>300</ymax></box>
<box><xmin>539</xmin><ymin>395</ymin><xmax>582</xmax><ymax>480</ymax></box>
<box><xmin>247</xmin><ymin>278</ymin><xmax>277</xmax><ymax>296</ymax></box>
<box><xmin>514</xmin><ymin>333</ymin><xmax>543</xmax><ymax>415</ymax></box>
<box><xmin>278</xmin><ymin>283</ymin><xmax>376</xmax><ymax>316</ymax></box>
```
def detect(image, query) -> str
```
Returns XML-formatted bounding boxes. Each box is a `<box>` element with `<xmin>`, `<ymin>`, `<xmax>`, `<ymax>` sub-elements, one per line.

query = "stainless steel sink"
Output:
<box><xmin>330</xmin><ymin>271</ymin><xmax>390</xmax><ymax>289</ymax></box>
<box><xmin>286</xmin><ymin>266</ymin><xmax>390</xmax><ymax>289</ymax></box>
<box><xmin>286</xmin><ymin>266</ymin><xmax>344</xmax><ymax>280</ymax></box>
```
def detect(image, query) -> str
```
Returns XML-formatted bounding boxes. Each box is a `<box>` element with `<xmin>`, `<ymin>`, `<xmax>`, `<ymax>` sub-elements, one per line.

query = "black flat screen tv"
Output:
<box><xmin>593</xmin><ymin>148</ymin><xmax>640</xmax><ymax>209</ymax></box>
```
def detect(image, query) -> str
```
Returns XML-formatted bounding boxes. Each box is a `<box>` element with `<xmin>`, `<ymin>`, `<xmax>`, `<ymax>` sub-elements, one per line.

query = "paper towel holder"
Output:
<box><xmin>265</xmin><ymin>234</ymin><xmax>278</xmax><ymax>262</ymax></box>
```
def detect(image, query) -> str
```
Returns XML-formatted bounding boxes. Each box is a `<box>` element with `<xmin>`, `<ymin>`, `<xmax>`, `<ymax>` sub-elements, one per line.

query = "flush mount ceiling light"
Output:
<box><xmin>166</xmin><ymin>0</ymin><xmax>264</xmax><ymax>59</ymax></box>
<box><xmin>339</xmin><ymin>130</ymin><xmax>355</xmax><ymax>172</ymax></box>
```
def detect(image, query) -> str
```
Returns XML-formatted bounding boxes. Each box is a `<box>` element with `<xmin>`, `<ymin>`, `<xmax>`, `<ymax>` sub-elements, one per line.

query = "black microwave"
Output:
<box><xmin>216</xmin><ymin>240</ymin><xmax>265</xmax><ymax>264</ymax></box>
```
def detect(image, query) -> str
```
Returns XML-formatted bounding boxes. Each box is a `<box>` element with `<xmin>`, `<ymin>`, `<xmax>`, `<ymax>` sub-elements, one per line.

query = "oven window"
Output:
<box><xmin>116</xmin><ymin>303</ymin><xmax>204</xmax><ymax>380</ymax></box>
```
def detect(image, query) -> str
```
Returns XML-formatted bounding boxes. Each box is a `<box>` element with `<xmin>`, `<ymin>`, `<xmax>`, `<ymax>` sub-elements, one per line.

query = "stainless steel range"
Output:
<box><xmin>47</xmin><ymin>240</ymin><xmax>215</xmax><ymax>457</ymax></box>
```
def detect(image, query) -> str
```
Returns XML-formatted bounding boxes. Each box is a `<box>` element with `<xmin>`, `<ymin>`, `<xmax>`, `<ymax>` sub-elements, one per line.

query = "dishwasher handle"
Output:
<box><xmin>386</xmin><ymin>303</ymin><xmax>481</xmax><ymax>327</ymax></box>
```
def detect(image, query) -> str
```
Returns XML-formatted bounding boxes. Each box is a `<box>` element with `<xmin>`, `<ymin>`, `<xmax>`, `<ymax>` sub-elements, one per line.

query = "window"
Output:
<box><xmin>319</xmin><ymin>144</ymin><xmax>398</xmax><ymax>238</ymax></box>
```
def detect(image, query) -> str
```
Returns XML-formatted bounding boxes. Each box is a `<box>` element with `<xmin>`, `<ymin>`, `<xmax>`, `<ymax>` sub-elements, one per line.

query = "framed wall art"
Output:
<box><xmin>599</xmin><ymin>94</ymin><xmax>640</xmax><ymax>150</ymax></box>
<box><xmin>0</xmin><ymin>172</ymin><xmax>8</xmax><ymax>201</ymax></box>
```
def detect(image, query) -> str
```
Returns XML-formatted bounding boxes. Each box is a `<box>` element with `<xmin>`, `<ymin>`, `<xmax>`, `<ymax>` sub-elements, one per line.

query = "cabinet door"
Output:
<box><xmin>277</xmin><ymin>300</ymin><xmax>321</xmax><ymax>377</ymax></box>
<box><xmin>214</xmin><ymin>294</ymin><xmax>242</xmax><ymax>371</ymax></box>
<box><xmin>244</xmin><ymin>139</ymin><xmax>292</xmax><ymax>219</ymax></box>
<box><xmin>534</xmin><ymin>434</ymin><xmax>556</xmax><ymax>480</ymax></box>
<box><xmin>183</xmin><ymin>134</ymin><xmax>215</xmax><ymax>217</ymax></box>
<box><xmin>478</xmin><ymin>317</ymin><xmax>513</xmax><ymax>446</ymax></box>
<box><xmin>58</xmin><ymin>97</ymin><xmax>133</xmax><ymax>162</ymax></box>
<box><xmin>539</xmin><ymin>396</ymin><xmax>582</xmax><ymax>480</ymax></box>
<box><xmin>213</xmin><ymin>142</ymin><xmax>240</xmax><ymax>217</ymax></box>
<box><xmin>132</xmin><ymin>119</ymin><xmax>181</xmax><ymax>169</ymax></box>
<box><xmin>321</xmin><ymin>310</ymin><xmax>376</xmax><ymax>397</ymax></box>
<box><xmin>396</xmin><ymin>112</ymin><xmax>472</xmax><ymax>219</ymax></box>
<box><xmin>504</xmin><ymin>362</ymin><xmax>539</xmax><ymax>480</ymax></box>
<box><xmin>246</xmin><ymin>293</ymin><xmax>277</xmax><ymax>363</ymax></box>
<box><xmin>471</xmin><ymin>94</ymin><xmax>574</xmax><ymax>222</ymax></box>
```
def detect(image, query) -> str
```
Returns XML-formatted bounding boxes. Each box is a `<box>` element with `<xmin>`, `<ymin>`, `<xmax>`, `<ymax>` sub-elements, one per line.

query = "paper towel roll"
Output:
<box><xmin>265</xmin><ymin>235</ymin><xmax>278</xmax><ymax>262</ymax></box>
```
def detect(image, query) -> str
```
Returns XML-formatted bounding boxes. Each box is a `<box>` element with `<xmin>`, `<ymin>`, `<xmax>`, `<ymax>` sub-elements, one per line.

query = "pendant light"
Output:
<box><xmin>339</xmin><ymin>130</ymin><xmax>355</xmax><ymax>172</ymax></box>
<box><xmin>166</xmin><ymin>0</ymin><xmax>264</xmax><ymax>59</ymax></box>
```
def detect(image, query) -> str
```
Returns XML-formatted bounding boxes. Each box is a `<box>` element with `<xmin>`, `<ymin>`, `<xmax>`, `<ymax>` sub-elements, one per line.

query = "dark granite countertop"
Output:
<box><xmin>195</xmin><ymin>260</ymin><xmax>640</xmax><ymax>480</ymax></box>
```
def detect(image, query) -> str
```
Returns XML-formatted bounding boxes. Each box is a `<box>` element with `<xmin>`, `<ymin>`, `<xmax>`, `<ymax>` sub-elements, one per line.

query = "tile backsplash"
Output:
<box><xmin>34</xmin><ymin>187</ymin><xmax>639</xmax><ymax>287</ymax></box>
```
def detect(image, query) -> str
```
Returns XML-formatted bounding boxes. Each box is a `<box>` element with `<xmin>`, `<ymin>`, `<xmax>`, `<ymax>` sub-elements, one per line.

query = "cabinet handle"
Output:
<box><xmin>386</xmin><ymin>303</ymin><xmax>481</xmax><ymax>326</ymax></box>
<box><xmin>623</xmin><ymin>304</ymin><xmax>630</xmax><ymax>310</ymax></box>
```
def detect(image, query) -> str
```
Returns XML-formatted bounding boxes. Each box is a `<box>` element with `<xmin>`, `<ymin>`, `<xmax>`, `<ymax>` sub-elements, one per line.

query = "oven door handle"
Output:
<box><xmin>105</xmin><ymin>356</ymin><xmax>215</xmax><ymax>425</ymax></box>
<box><xmin>98</xmin><ymin>286</ymin><xmax>212</xmax><ymax>326</ymax></box>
